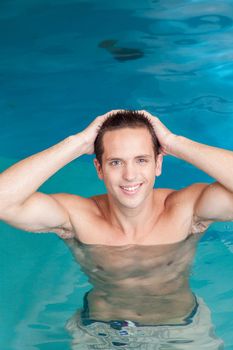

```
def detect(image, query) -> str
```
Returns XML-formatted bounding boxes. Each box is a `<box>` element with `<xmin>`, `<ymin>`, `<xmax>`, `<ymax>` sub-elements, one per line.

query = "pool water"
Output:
<box><xmin>0</xmin><ymin>0</ymin><xmax>233</xmax><ymax>349</ymax></box>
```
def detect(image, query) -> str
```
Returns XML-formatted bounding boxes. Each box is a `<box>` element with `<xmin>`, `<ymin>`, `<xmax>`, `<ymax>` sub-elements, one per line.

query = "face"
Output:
<box><xmin>94</xmin><ymin>127</ymin><xmax>163</xmax><ymax>210</ymax></box>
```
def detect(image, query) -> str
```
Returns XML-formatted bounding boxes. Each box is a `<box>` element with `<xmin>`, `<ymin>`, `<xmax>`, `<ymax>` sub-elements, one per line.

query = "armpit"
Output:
<box><xmin>190</xmin><ymin>218</ymin><xmax>213</xmax><ymax>234</ymax></box>
<box><xmin>52</xmin><ymin>227</ymin><xmax>75</xmax><ymax>239</ymax></box>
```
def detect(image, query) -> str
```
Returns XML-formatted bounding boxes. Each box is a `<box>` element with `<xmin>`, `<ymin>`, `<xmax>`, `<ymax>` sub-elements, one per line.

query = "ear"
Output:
<box><xmin>155</xmin><ymin>153</ymin><xmax>163</xmax><ymax>176</ymax></box>
<box><xmin>93</xmin><ymin>158</ymin><xmax>104</xmax><ymax>180</ymax></box>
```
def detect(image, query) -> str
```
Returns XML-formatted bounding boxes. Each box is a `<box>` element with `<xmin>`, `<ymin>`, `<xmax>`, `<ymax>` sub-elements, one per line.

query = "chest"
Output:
<box><xmin>68</xmin><ymin>235</ymin><xmax>197</xmax><ymax>286</ymax></box>
<box><xmin>70</xmin><ymin>203</ymin><xmax>193</xmax><ymax>246</ymax></box>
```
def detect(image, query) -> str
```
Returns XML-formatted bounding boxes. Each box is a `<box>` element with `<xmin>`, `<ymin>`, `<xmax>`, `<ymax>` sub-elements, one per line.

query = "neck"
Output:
<box><xmin>107</xmin><ymin>190</ymin><xmax>161</xmax><ymax>238</ymax></box>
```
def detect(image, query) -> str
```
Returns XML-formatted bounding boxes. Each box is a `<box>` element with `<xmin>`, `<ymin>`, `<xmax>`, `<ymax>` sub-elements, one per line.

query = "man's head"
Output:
<box><xmin>94</xmin><ymin>110</ymin><xmax>161</xmax><ymax>167</ymax></box>
<box><xmin>93</xmin><ymin>110</ymin><xmax>163</xmax><ymax>210</ymax></box>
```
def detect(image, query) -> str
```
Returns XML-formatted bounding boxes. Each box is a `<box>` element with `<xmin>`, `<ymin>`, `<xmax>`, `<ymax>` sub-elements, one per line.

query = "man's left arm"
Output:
<box><xmin>142</xmin><ymin>110</ymin><xmax>233</xmax><ymax>224</ymax></box>
<box><xmin>168</xmin><ymin>135</ymin><xmax>233</xmax><ymax>223</ymax></box>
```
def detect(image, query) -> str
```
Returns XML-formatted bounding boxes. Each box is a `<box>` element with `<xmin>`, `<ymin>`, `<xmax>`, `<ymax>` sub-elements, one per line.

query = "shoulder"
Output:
<box><xmin>163</xmin><ymin>183</ymin><xmax>211</xmax><ymax>234</ymax></box>
<box><xmin>162</xmin><ymin>183</ymin><xmax>209</xmax><ymax>218</ymax></box>
<box><xmin>163</xmin><ymin>183</ymin><xmax>209</xmax><ymax>207</ymax></box>
<box><xmin>157</xmin><ymin>183</ymin><xmax>209</xmax><ymax>216</ymax></box>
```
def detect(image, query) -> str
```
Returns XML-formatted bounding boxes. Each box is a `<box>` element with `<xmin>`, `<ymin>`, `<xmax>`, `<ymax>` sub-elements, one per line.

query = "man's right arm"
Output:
<box><xmin>0</xmin><ymin>110</ymin><xmax>120</xmax><ymax>235</ymax></box>
<box><xmin>0</xmin><ymin>134</ymin><xmax>87</xmax><ymax>235</ymax></box>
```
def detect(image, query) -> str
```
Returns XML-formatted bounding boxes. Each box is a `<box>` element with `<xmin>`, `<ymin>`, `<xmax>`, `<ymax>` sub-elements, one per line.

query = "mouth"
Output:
<box><xmin>119</xmin><ymin>183</ymin><xmax>143</xmax><ymax>195</ymax></box>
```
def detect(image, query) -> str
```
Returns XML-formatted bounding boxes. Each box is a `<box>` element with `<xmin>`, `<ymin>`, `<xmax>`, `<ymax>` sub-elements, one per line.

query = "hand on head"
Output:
<box><xmin>78</xmin><ymin>110</ymin><xmax>123</xmax><ymax>155</ymax></box>
<box><xmin>79</xmin><ymin>109</ymin><xmax>176</xmax><ymax>156</ymax></box>
<box><xmin>138</xmin><ymin>110</ymin><xmax>176</xmax><ymax>155</ymax></box>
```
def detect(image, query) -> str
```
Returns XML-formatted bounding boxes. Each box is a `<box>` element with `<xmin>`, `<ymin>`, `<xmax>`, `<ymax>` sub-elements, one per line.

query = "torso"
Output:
<box><xmin>56</xmin><ymin>186</ymin><xmax>211</xmax><ymax>324</ymax></box>
<box><xmin>66</xmin><ymin>234</ymin><xmax>200</xmax><ymax>324</ymax></box>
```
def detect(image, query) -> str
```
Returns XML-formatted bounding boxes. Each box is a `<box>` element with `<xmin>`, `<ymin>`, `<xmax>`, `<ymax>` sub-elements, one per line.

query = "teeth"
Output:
<box><xmin>121</xmin><ymin>184</ymin><xmax>141</xmax><ymax>191</ymax></box>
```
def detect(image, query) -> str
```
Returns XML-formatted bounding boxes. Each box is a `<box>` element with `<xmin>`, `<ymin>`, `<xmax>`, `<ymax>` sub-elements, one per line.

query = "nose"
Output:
<box><xmin>122</xmin><ymin>163</ymin><xmax>137</xmax><ymax>181</ymax></box>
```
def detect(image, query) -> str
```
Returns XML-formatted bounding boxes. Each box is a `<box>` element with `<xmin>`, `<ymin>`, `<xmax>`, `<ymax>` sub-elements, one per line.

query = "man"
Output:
<box><xmin>0</xmin><ymin>109</ymin><xmax>230</xmax><ymax>348</ymax></box>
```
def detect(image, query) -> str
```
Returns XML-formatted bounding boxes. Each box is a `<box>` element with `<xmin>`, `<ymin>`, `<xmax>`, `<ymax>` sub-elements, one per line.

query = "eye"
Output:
<box><xmin>110</xmin><ymin>160</ymin><xmax>122</xmax><ymax>166</ymax></box>
<box><xmin>137</xmin><ymin>158</ymin><xmax>148</xmax><ymax>163</ymax></box>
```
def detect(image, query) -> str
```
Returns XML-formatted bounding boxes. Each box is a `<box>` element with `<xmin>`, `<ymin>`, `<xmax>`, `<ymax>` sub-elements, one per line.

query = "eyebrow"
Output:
<box><xmin>106</xmin><ymin>155</ymin><xmax>152</xmax><ymax>161</ymax></box>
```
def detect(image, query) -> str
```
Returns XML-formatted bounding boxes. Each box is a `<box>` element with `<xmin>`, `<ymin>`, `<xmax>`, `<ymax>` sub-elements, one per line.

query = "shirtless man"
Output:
<box><xmin>0</xmin><ymin>109</ymin><xmax>231</xmax><ymax>348</ymax></box>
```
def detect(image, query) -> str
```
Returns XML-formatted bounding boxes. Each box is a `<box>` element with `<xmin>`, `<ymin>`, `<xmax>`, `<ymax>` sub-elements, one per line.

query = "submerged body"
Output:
<box><xmin>65</xmin><ymin>219</ymin><xmax>223</xmax><ymax>349</ymax></box>
<box><xmin>66</xmin><ymin>233</ymin><xmax>199</xmax><ymax>325</ymax></box>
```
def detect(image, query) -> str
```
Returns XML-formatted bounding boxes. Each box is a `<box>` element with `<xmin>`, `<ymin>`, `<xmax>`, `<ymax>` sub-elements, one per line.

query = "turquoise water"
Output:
<box><xmin>0</xmin><ymin>0</ymin><xmax>233</xmax><ymax>348</ymax></box>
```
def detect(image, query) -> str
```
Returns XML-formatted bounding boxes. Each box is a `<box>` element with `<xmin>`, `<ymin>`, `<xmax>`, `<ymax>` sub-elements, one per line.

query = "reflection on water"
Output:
<box><xmin>65</xmin><ymin>235</ymin><xmax>224</xmax><ymax>349</ymax></box>
<box><xmin>98</xmin><ymin>39</ymin><xmax>144</xmax><ymax>61</ymax></box>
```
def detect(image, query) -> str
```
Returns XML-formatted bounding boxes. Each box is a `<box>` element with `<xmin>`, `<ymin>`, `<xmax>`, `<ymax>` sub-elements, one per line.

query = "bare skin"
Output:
<box><xmin>0</xmin><ymin>110</ymin><xmax>233</xmax><ymax>324</ymax></box>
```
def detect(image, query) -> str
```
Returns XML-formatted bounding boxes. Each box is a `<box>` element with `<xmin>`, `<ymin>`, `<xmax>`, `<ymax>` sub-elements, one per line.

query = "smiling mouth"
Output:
<box><xmin>120</xmin><ymin>183</ymin><xmax>143</xmax><ymax>195</ymax></box>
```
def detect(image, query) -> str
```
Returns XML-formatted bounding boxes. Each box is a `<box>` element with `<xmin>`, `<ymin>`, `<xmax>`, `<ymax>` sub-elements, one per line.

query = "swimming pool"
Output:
<box><xmin>0</xmin><ymin>0</ymin><xmax>233</xmax><ymax>349</ymax></box>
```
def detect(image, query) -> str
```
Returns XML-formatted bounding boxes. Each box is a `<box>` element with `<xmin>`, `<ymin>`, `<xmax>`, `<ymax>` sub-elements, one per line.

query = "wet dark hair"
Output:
<box><xmin>94</xmin><ymin>110</ymin><xmax>160</xmax><ymax>166</ymax></box>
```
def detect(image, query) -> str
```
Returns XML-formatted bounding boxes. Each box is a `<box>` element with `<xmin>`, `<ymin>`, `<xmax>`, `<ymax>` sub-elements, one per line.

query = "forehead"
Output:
<box><xmin>102</xmin><ymin>127</ymin><xmax>154</xmax><ymax>158</ymax></box>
